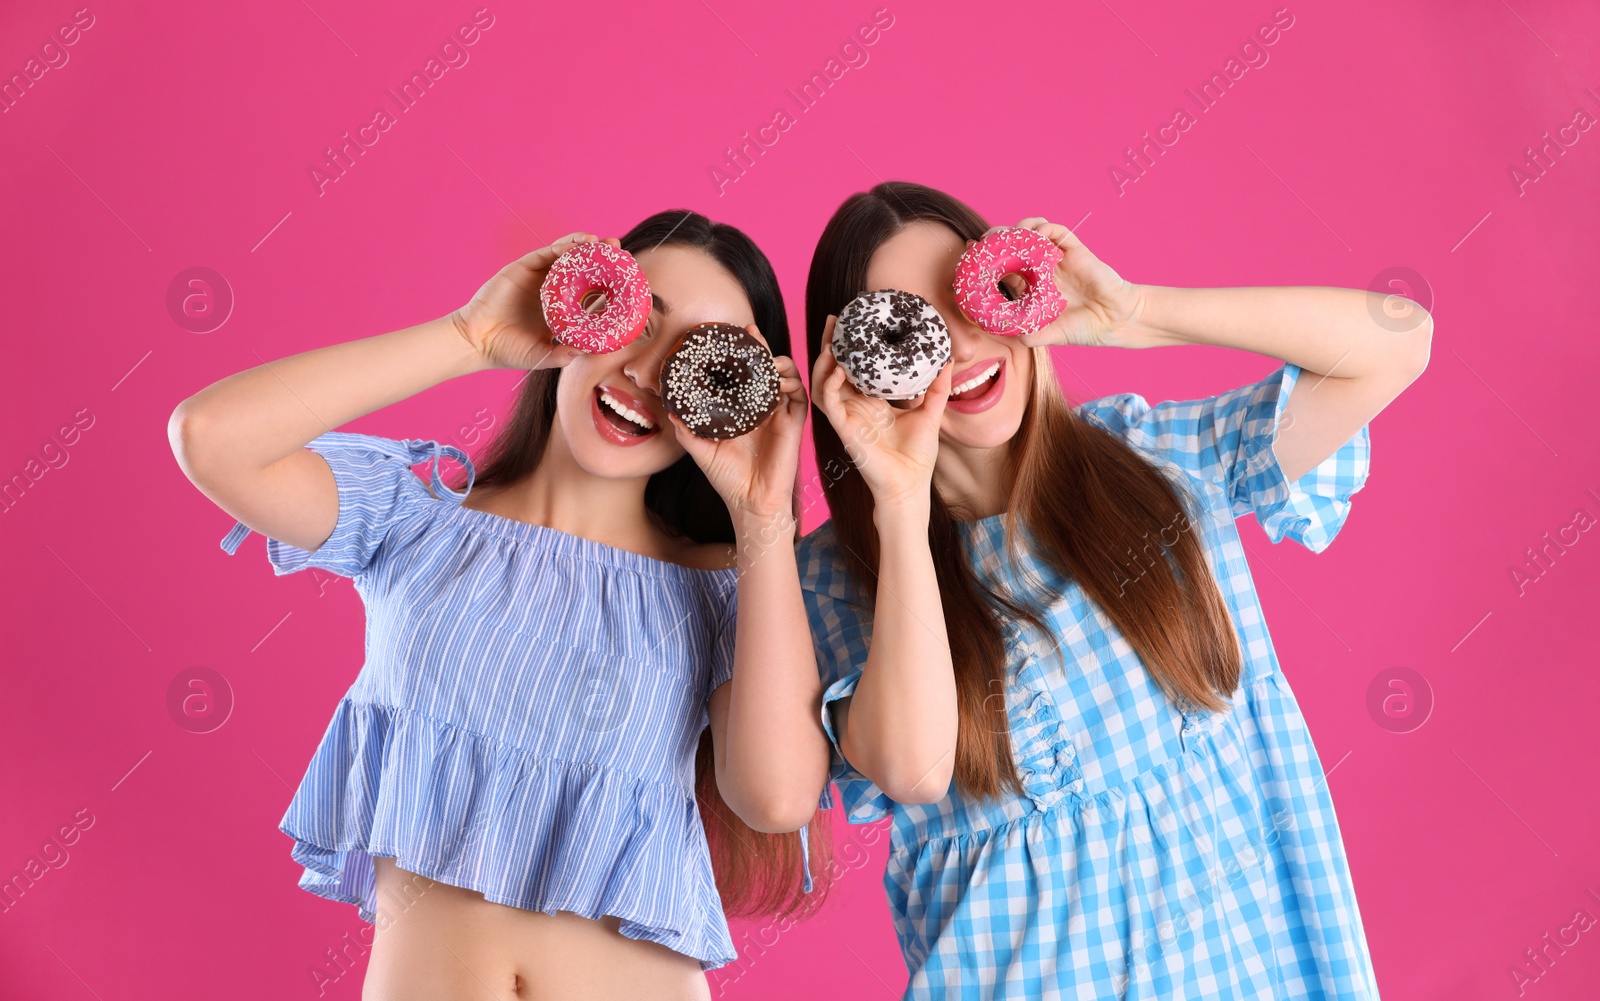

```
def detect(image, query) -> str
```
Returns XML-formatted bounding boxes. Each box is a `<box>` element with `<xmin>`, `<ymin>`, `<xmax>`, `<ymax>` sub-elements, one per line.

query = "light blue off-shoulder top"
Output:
<box><xmin>221</xmin><ymin>431</ymin><xmax>814</xmax><ymax>969</ymax></box>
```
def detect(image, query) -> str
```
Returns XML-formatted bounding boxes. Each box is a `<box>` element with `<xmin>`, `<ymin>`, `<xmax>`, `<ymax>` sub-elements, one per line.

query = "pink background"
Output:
<box><xmin>4</xmin><ymin>0</ymin><xmax>1599</xmax><ymax>997</ymax></box>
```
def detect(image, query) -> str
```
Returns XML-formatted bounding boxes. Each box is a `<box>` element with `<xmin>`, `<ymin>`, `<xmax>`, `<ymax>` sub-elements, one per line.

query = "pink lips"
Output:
<box><xmin>590</xmin><ymin>383</ymin><xmax>662</xmax><ymax>447</ymax></box>
<box><xmin>944</xmin><ymin>357</ymin><xmax>1007</xmax><ymax>414</ymax></box>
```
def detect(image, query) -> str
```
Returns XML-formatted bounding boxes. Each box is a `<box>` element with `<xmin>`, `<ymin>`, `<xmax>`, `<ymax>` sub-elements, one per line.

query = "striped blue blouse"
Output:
<box><xmin>799</xmin><ymin>364</ymin><xmax>1381</xmax><ymax>999</ymax></box>
<box><xmin>219</xmin><ymin>431</ymin><xmax>765</xmax><ymax>969</ymax></box>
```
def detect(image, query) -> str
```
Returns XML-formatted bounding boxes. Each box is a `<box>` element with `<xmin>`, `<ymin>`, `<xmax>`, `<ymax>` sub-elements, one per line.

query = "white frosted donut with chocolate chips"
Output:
<box><xmin>831</xmin><ymin>290</ymin><xmax>952</xmax><ymax>401</ymax></box>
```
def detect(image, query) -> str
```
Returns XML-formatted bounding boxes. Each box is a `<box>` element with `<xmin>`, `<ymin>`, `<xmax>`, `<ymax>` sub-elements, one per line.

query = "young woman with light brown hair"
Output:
<box><xmin>799</xmin><ymin>181</ymin><xmax>1429</xmax><ymax>999</ymax></box>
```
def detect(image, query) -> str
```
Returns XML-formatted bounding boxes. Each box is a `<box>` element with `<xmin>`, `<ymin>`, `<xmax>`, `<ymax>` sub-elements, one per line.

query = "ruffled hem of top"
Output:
<box><xmin>278</xmin><ymin>697</ymin><xmax>737</xmax><ymax>970</ymax></box>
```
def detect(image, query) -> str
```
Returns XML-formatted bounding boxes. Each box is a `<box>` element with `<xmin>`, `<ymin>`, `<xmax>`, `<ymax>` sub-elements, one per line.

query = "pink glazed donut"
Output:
<box><xmin>539</xmin><ymin>241</ymin><xmax>652</xmax><ymax>353</ymax></box>
<box><xmin>952</xmin><ymin>227</ymin><xmax>1067</xmax><ymax>336</ymax></box>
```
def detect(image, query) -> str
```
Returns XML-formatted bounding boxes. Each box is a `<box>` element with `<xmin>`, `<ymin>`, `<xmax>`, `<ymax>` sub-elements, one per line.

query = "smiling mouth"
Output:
<box><xmin>596</xmin><ymin>388</ymin><xmax>658</xmax><ymax>436</ymax></box>
<box><xmin>949</xmin><ymin>361</ymin><xmax>1001</xmax><ymax>401</ymax></box>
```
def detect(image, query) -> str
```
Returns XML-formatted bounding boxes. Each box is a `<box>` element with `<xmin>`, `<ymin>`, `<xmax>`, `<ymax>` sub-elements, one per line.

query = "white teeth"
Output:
<box><xmin>952</xmin><ymin>362</ymin><xmax>1000</xmax><ymax>395</ymax></box>
<box><xmin>600</xmin><ymin>391</ymin><xmax>656</xmax><ymax>431</ymax></box>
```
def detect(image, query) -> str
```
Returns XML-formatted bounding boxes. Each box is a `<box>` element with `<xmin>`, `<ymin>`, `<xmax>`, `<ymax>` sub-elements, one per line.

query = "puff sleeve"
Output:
<box><xmin>1077</xmin><ymin>363</ymin><xmax>1370</xmax><ymax>553</ymax></box>
<box><xmin>219</xmin><ymin>432</ymin><xmax>472</xmax><ymax>579</ymax></box>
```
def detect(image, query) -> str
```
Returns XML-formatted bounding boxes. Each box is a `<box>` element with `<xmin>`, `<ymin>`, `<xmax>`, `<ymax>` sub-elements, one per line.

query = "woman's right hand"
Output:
<box><xmin>449</xmin><ymin>232</ymin><xmax>611</xmax><ymax>371</ymax></box>
<box><xmin>812</xmin><ymin>314</ymin><xmax>953</xmax><ymax>511</ymax></box>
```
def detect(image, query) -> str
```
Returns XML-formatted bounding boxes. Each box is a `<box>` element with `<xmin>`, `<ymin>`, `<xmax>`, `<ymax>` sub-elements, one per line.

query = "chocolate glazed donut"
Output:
<box><xmin>659</xmin><ymin>323</ymin><xmax>781</xmax><ymax>440</ymax></box>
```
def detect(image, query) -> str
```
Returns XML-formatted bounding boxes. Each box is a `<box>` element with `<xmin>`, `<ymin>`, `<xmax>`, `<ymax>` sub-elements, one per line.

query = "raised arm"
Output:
<box><xmin>168</xmin><ymin>234</ymin><xmax>595</xmax><ymax>552</ymax></box>
<box><xmin>1111</xmin><ymin>284</ymin><xmax>1429</xmax><ymax>482</ymax></box>
<box><xmin>808</xmin><ymin>328</ymin><xmax>959</xmax><ymax>805</ymax></box>
<box><xmin>678</xmin><ymin>343</ymin><xmax>831</xmax><ymax>832</ymax></box>
<box><xmin>1007</xmin><ymin>218</ymin><xmax>1432</xmax><ymax>482</ymax></box>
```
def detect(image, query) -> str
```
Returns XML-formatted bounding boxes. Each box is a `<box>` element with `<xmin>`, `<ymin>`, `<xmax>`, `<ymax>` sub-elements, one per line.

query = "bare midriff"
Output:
<box><xmin>362</xmin><ymin>856</ymin><xmax>713</xmax><ymax>1001</ymax></box>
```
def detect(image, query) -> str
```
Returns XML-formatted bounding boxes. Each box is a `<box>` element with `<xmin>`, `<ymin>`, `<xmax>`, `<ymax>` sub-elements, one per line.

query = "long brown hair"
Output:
<box><xmin>448</xmin><ymin>210</ymin><xmax>831</xmax><ymax>918</ymax></box>
<box><xmin>804</xmin><ymin>182</ymin><xmax>1241</xmax><ymax>800</ymax></box>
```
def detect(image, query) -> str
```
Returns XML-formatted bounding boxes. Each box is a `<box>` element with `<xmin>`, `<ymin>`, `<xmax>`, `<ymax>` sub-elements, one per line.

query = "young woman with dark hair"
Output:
<box><xmin>799</xmin><ymin>181</ymin><xmax>1429</xmax><ymax>999</ymax></box>
<box><xmin>170</xmin><ymin>211</ymin><xmax>832</xmax><ymax>1000</ymax></box>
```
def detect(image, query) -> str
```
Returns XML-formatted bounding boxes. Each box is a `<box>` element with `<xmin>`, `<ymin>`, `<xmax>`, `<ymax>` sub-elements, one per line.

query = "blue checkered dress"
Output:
<box><xmin>798</xmin><ymin>363</ymin><xmax>1382</xmax><ymax>999</ymax></box>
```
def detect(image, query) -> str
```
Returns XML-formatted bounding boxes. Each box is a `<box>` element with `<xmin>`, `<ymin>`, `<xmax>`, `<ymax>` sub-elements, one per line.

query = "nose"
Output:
<box><xmin>945</xmin><ymin>309</ymin><xmax>985</xmax><ymax>365</ymax></box>
<box><xmin>620</xmin><ymin>337</ymin><xmax>665</xmax><ymax>396</ymax></box>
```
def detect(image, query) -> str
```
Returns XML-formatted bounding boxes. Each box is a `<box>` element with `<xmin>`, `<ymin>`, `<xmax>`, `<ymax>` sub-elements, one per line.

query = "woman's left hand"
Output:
<box><xmin>979</xmin><ymin>217</ymin><xmax>1146</xmax><ymax>348</ymax></box>
<box><xmin>666</xmin><ymin>326</ymin><xmax>808</xmax><ymax>526</ymax></box>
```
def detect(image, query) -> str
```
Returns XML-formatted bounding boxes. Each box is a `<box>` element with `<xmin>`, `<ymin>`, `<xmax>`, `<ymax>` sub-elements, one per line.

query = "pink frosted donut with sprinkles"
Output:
<box><xmin>538</xmin><ymin>241</ymin><xmax>652</xmax><ymax>353</ymax></box>
<box><xmin>952</xmin><ymin>227</ymin><xmax>1067</xmax><ymax>337</ymax></box>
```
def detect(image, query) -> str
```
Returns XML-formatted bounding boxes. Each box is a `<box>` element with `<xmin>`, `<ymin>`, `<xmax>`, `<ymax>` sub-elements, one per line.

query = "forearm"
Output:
<box><xmin>715</xmin><ymin>511</ymin><xmax>831</xmax><ymax>830</ymax></box>
<box><xmin>1119</xmin><ymin>285</ymin><xmax>1431</xmax><ymax>383</ymax></box>
<box><xmin>172</xmin><ymin>314</ymin><xmax>489</xmax><ymax>475</ymax></box>
<box><xmin>841</xmin><ymin>500</ymin><xmax>958</xmax><ymax>803</ymax></box>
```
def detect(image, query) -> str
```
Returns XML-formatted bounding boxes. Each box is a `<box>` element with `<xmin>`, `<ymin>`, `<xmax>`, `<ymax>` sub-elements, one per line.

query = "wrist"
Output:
<box><xmin>731</xmin><ymin>505</ymin><xmax>796</xmax><ymax>541</ymax></box>
<box><xmin>1117</xmin><ymin>284</ymin><xmax>1182</xmax><ymax>348</ymax></box>
<box><xmin>731</xmin><ymin>507</ymin><xmax>799</xmax><ymax>575</ymax></box>
<box><xmin>873</xmin><ymin>495</ymin><xmax>930</xmax><ymax>533</ymax></box>
<box><xmin>439</xmin><ymin>312</ymin><xmax>496</xmax><ymax>375</ymax></box>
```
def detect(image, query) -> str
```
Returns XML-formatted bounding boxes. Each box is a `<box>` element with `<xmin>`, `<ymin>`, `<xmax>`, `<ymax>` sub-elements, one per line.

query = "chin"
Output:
<box><xmin>571</xmin><ymin>442</ymin><xmax>683</xmax><ymax>480</ymax></box>
<box><xmin>557</xmin><ymin>411</ymin><xmax>684</xmax><ymax>481</ymax></box>
<box><xmin>939</xmin><ymin>382</ymin><xmax>1031</xmax><ymax>449</ymax></box>
<box><xmin>939</xmin><ymin>411</ymin><xmax>1026</xmax><ymax>450</ymax></box>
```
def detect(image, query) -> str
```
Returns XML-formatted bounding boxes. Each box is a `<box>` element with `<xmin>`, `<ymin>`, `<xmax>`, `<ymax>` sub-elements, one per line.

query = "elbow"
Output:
<box><xmin>871</xmin><ymin>754</ymin><xmax>954</xmax><ymax>806</ymax></box>
<box><xmin>167</xmin><ymin>401</ymin><xmax>212</xmax><ymax>480</ymax></box>
<box><xmin>167</xmin><ymin>401</ymin><xmax>235</xmax><ymax>487</ymax></box>
<box><xmin>727</xmin><ymin>789</ymin><xmax>821</xmax><ymax>834</ymax></box>
<box><xmin>842</xmin><ymin>725</ymin><xmax>955</xmax><ymax>805</ymax></box>
<box><xmin>1398</xmin><ymin>308</ymin><xmax>1433</xmax><ymax>383</ymax></box>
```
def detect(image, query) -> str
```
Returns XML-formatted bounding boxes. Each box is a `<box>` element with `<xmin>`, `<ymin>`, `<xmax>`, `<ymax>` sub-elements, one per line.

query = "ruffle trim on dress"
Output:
<box><xmin>1001</xmin><ymin>623</ymin><xmax>1086</xmax><ymax>812</ymax></box>
<box><xmin>278</xmin><ymin>697</ymin><xmax>737</xmax><ymax>970</ymax></box>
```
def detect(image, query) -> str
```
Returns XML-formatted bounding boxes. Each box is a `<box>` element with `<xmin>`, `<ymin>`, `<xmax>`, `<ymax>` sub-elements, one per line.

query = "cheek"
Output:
<box><xmin>1009</xmin><ymin>348</ymin><xmax>1034</xmax><ymax>400</ymax></box>
<box><xmin>554</xmin><ymin>381</ymin><xmax>589</xmax><ymax>430</ymax></box>
<box><xmin>556</xmin><ymin>360</ymin><xmax>609</xmax><ymax>413</ymax></box>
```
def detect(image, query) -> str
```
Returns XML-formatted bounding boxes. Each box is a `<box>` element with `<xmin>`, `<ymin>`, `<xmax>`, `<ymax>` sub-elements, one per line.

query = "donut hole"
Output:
<box><xmin>879</xmin><ymin>324</ymin><xmax>910</xmax><ymax>346</ymax></box>
<box><xmin>707</xmin><ymin>364</ymin><xmax>739</xmax><ymax>393</ymax></box>
<box><xmin>579</xmin><ymin>288</ymin><xmax>610</xmax><ymax>315</ymax></box>
<box><xmin>998</xmin><ymin>273</ymin><xmax>1028</xmax><ymax>302</ymax></box>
